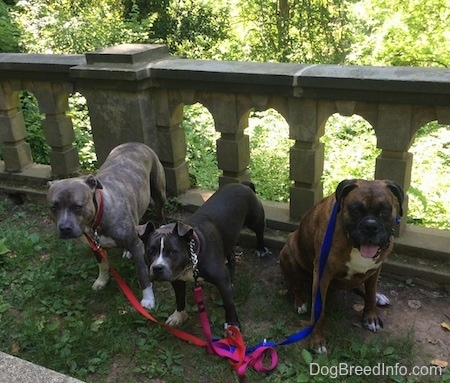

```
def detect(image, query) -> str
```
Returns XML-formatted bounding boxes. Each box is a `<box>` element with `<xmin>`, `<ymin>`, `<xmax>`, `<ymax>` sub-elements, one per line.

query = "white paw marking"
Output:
<box><xmin>140</xmin><ymin>285</ymin><xmax>155</xmax><ymax>309</ymax></box>
<box><xmin>376</xmin><ymin>293</ymin><xmax>390</xmax><ymax>306</ymax></box>
<box><xmin>316</xmin><ymin>345</ymin><xmax>327</xmax><ymax>354</ymax></box>
<box><xmin>92</xmin><ymin>261</ymin><xmax>109</xmax><ymax>290</ymax></box>
<box><xmin>364</xmin><ymin>321</ymin><xmax>381</xmax><ymax>332</ymax></box>
<box><xmin>166</xmin><ymin>310</ymin><xmax>189</xmax><ymax>326</ymax></box>
<box><xmin>297</xmin><ymin>303</ymin><xmax>308</xmax><ymax>315</ymax></box>
<box><xmin>122</xmin><ymin>250</ymin><xmax>132</xmax><ymax>259</ymax></box>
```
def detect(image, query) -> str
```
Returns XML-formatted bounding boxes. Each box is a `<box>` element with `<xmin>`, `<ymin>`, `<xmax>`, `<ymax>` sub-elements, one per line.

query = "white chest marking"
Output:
<box><xmin>345</xmin><ymin>248</ymin><xmax>379</xmax><ymax>279</ymax></box>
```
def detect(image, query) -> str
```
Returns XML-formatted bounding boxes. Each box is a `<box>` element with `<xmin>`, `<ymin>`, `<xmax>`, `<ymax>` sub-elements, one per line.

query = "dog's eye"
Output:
<box><xmin>49</xmin><ymin>204</ymin><xmax>58</xmax><ymax>212</ymax></box>
<box><xmin>72</xmin><ymin>204</ymin><xmax>83</xmax><ymax>213</ymax></box>
<box><xmin>379</xmin><ymin>209</ymin><xmax>392</xmax><ymax>220</ymax></box>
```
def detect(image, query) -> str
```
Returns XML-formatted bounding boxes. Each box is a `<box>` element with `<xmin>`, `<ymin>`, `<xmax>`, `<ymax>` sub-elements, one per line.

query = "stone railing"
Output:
<box><xmin>1</xmin><ymin>44</ymin><xmax>449</xmax><ymax>277</ymax></box>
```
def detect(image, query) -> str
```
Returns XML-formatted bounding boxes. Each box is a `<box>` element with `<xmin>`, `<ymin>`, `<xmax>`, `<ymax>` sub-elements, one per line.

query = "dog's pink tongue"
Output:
<box><xmin>360</xmin><ymin>244</ymin><xmax>380</xmax><ymax>258</ymax></box>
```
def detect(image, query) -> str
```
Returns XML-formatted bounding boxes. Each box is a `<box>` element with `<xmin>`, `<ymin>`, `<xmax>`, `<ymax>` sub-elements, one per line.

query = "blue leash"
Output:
<box><xmin>246</xmin><ymin>202</ymin><xmax>339</xmax><ymax>354</ymax></box>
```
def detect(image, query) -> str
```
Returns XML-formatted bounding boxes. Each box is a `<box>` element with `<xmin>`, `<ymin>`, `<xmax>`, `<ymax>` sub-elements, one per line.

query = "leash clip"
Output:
<box><xmin>91</xmin><ymin>229</ymin><xmax>101</xmax><ymax>250</ymax></box>
<box><xmin>189</xmin><ymin>239</ymin><xmax>200</xmax><ymax>285</ymax></box>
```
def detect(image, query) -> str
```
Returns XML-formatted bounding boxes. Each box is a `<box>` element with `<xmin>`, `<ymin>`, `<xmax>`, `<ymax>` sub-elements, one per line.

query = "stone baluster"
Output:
<box><xmin>0</xmin><ymin>81</ymin><xmax>33</xmax><ymax>172</ymax></box>
<box><xmin>203</xmin><ymin>93</ymin><xmax>251</xmax><ymax>186</ymax></box>
<box><xmin>286</xmin><ymin>98</ymin><xmax>331</xmax><ymax>219</ymax></box>
<box><xmin>23</xmin><ymin>81</ymin><xmax>79</xmax><ymax>177</ymax></box>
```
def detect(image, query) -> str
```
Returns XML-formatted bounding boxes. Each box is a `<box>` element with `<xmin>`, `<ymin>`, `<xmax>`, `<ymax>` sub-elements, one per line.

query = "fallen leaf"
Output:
<box><xmin>407</xmin><ymin>300</ymin><xmax>422</xmax><ymax>309</ymax></box>
<box><xmin>11</xmin><ymin>342</ymin><xmax>20</xmax><ymax>355</ymax></box>
<box><xmin>430</xmin><ymin>359</ymin><xmax>448</xmax><ymax>368</ymax></box>
<box><xmin>441</xmin><ymin>322</ymin><xmax>450</xmax><ymax>331</ymax></box>
<box><xmin>352</xmin><ymin>303</ymin><xmax>364</xmax><ymax>313</ymax></box>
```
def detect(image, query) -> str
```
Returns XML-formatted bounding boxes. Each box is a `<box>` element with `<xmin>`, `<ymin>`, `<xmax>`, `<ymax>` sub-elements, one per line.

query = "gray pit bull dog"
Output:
<box><xmin>138</xmin><ymin>182</ymin><xmax>270</xmax><ymax>329</ymax></box>
<box><xmin>47</xmin><ymin>142</ymin><xmax>166</xmax><ymax>309</ymax></box>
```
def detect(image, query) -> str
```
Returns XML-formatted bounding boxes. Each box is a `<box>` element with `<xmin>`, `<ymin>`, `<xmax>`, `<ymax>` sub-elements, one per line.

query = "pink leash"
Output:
<box><xmin>194</xmin><ymin>286</ymin><xmax>278</xmax><ymax>377</ymax></box>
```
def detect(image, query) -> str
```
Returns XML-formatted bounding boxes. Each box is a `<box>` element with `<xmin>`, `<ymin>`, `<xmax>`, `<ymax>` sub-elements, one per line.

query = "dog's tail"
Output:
<box><xmin>241</xmin><ymin>180</ymin><xmax>256</xmax><ymax>193</ymax></box>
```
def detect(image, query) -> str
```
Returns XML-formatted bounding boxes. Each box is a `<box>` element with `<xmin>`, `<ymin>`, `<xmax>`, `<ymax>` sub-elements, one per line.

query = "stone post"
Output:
<box><xmin>287</xmin><ymin>98</ymin><xmax>327</xmax><ymax>219</ymax></box>
<box><xmin>23</xmin><ymin>81</ymin><xmax>79</xmax><ymax>176</ymax></box>
<box><xmin>71</xmin><ymin>44</ymin><xmax>171</xmax><ymax>165</ymax></box>
<box><xmin>204</xmin><ymin>93</ymin><xmax>251</xmax><ymax>186</ymax></box>
<box><xmin>0</xmin><ymin>81</ymin><xmax>33</xmax><ymax>172</ymax></box>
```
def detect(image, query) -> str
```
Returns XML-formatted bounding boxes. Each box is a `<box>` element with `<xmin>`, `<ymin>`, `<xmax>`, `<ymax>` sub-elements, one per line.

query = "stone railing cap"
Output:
<box><xmin>85</xmin><ymin>44</ymin><xmax>170</xmax><ymax>65</ymax></box>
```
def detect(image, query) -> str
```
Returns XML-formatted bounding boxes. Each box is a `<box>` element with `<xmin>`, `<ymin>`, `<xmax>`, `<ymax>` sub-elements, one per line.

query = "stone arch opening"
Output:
<box><xmin>321</xmin><ymin>113</ymin><xmax>380</xmax><ymax>196</ymax></box>
<box><xmin>67</xmin><ymin>92</ymin><xmax>96</xmax><ymax>171</ymax></box>
<box><xmin>182</xmin><ymin>103</ymin><xmax>220</xmax><ymax>190</ymax></box>
<box><xmin>245</xmin><ymin>108</ymin><xmax>292</xmax><ymax>202</ymax></box>
<box><xmin>408</xmin><ymin>121</ymin><xmax>450</xmax><ymax>229</ymax></box>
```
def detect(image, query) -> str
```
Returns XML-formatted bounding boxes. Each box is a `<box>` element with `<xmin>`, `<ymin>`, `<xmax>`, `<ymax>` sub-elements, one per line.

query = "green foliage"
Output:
<box><xmin>183</xmin><ymin>104</ymin><xmax>220</xmax><ymax>189</ymax></box>
<box><xmin>68</xmin><ymin>94</ymin><xmax>97</xmax><ymax>171</ymax></box>
<box><xmin>234</xmin><ymin>0</ymin><xmax>355</xmax><ymax>63</ymax></box>
<box><xmin>19</xmin><ymin>92</ymin><xmax>50</xmax><ymax>164</ymax></box>
<box><xmin>165</xmin><ymin>0</ymin><xmax>231</xmax><ymax>59</ymax></box>
<box><xmin>247</xmin><ymin>110</ymin><xmax>291</xmax><ymax>202</ymax></box>
<box><xmin>0</xmin><ymin>1</ymin><xmax>20</xmax><ymax>52</ymax></box>
<box><xmin>347</xmin><ymin>0</ymin><xmax>450</xmax><ymax>67</ymax></box>
<box><xmin>10</xmin><ymin>0</ymin><xmax>154</xmax><ymax>54</ymax></box>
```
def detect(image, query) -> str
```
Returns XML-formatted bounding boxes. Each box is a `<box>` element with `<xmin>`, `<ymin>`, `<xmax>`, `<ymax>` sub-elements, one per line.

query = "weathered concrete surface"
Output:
<box><xmin>0</xmin><ymin>352</ymin><xmax>84</xmax><ymax>383</ymax></box>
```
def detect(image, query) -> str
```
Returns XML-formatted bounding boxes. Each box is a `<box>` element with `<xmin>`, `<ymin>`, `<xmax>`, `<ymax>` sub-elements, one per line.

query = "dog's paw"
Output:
<box><xmin>122</xmin><ymin>250</ymin><xmax>132</xmax><ymax>259</ymax></box>
<box><xmin>255</xmin><ymin>247</ymin><xmax>271</xmax><ymax>258</ymax></box>
<box><xmin>92</xmin><ymin>261</ymin><xmax>109</xmax><ymax>290</ymax></box>
<box><xmin>224</xmin><ymin>322</ymin><xmax>241</xmax><ymax>331</ymax></box>
<box><xmin>166</xmin><ymin>310</ymin><xmax>189</xmax><ymax>326</ymax></box>
<box><xmin>92</xmin><ymin>275</ymin><xmax>109</xmax><ymax>290</ymax></box>
<box><xmin>140</xmin><ymin>285</ymin><xmax>155</xmax><ymax>309</ymax></box>
<box><xmin>92</xmin><ymin>277</ymin><xmax>109</xmax><ymax>290</ymax></box>
<box><xmin>297</xmin><ymin>303</ymin><xmax>308</xmax><ymax>315</ymax></box>
<box><xmin>375</xmin><ymin>293</ymin><xmax>390</xmax><ymax>306</ymax></box>
<box><xmin>310</xmin><ymin>336</ymin><xmax>327</xmax><ymax>354</ymax></box>
<box><xmin>363</xmin><ymin>315</ymin><xmax>384</xmax><ymax>332</ymax></box>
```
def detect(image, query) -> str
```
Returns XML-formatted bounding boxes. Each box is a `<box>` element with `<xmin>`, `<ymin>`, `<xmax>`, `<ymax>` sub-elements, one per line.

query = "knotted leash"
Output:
<box><xmin>188</xmin><ymin>202</ymin><xmax>338</xmax><ymax>377</ymax></box>
<box><xmin>84</xmin><ymin>187</ymin><xmax>339</xmax><ymax>378</ymax></box>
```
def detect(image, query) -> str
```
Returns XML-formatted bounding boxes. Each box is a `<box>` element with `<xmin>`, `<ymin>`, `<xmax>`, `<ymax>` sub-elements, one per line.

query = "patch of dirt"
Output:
<box><xmin>249</xmin><ymin>248</ymin><xmax>450</xmax><ymax>366</ymax></box>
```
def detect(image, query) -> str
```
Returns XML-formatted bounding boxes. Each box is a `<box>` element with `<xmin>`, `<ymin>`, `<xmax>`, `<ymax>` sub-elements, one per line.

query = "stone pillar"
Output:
<box><xmin>24</xmin><ymin>81</ymin><xmax>79</xmax><ymax>176</ymax></box>
<box><xmin>204</xmin><ymin>93</ymin><xmax>251</xmax><ymax>186</ymax></box>
<box><xmin>153</xmin><ymin>89</ymin><xmax>190</xmax><ymax>196</ymax></box>
<box><xmin>374</xmin><ymin>104</ymin><xmax>416</xmax><ymax>235</ymax></box>
<box><xmin>0</xmin><ymin>81</ymin><xmax>33</xmax><ymax>172</ymax></box>
<box><xmin>71</xmin><ymin>44</ymin><xmax>171</xmax><ymax>165</ymax></box>
<box><xmin>287</xmin><ymin>98</ymin><xmax>327</xmax><ymax>219</ymax></box>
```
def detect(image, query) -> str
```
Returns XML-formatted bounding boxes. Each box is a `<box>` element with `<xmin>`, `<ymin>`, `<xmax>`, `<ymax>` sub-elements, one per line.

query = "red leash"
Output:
<box><xmin>84</xmin><ymin>189</ymin><xmax>277</xmax><ymax>376</ymax></box>
<box><xmin>84</xmin><ymin>234</ymin><xmax>207</xmax><ymax>347</ymax></box>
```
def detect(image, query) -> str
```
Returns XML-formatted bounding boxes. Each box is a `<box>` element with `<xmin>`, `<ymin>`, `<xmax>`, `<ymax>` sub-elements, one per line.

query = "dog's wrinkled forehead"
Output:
<box><xmin>149</xmin><ymin>223</ymin><xmax>177</xmax><ymax>242</ymax></box>
<box><xmin>48</xmin><ymin>179</ymin><xmax>93</xmax><ymax>204</ymax></box>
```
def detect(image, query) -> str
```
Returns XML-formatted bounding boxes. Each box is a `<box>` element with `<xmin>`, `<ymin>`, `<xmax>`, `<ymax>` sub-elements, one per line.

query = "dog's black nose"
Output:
<box><xmin>152</xmin><ymin>265</ymin><xmax>164</xmax><ymax>276</ymax></box>
<box><xmin>361</xmin><ymin>219</ymin><xmax>380</xmax><ymax>234</ymax></box>
<box><xmin>58</xmin><ymin>224</ymin><xmax>73</xmax><ymax>238</ymax></box>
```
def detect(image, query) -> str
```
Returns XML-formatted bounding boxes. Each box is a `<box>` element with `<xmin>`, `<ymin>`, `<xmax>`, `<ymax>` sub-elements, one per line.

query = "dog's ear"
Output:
<box><xmin>385</xmin><ymin>180</ymin><xmax>405</xmax><ymax>217</ymax></box>
<box><xmin>174</xmin><ymin>222</ymin><xmax>194</xmax><ymax>239</ymax></box>
<box><xmin>85</xmin><ymin>175</ymin><xmax>103</xmax><ymax>190</ymax></box>
<box><xmin>137</xmin><ymin>222</ymin><xmax>155</xmax><ymax>242</ymax></box>
<box><xmin>335</xmin><ymin>179</ymin><xmax>358</xmax><ymax>212</ymax></box>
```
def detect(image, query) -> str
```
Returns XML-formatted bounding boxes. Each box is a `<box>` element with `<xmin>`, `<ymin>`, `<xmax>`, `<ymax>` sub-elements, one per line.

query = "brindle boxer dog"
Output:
<box><xmin>279</xmin><ymin>179</ymin><xmax>404</xmax><ymax>353</ymax></box>
<box><xmin>47</xmin><ymin>142</ymin><xmax>166</xmax><ymax>309</ymax></box>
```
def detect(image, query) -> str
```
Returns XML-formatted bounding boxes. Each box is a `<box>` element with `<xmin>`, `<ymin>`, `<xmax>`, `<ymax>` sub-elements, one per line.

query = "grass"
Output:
<box><xmin>0</xmin><ymin>197</ymin><xmax>449</xmax><ymax>382</ymax></box>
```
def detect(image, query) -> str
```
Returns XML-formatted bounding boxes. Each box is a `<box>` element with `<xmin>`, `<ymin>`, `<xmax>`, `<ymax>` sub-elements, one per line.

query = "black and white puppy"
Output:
<box><xmin>138</xmin><ymin>182</ymin><xmax>269</xmax><ymax>328</ymax></box>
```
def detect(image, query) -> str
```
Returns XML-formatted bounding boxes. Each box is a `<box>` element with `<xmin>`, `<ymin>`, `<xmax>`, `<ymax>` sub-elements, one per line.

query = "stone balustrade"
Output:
<box><xmin>1</xmin><ymin>44</ymin><xmax>450</xmax><ymax>244</ymax></box>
